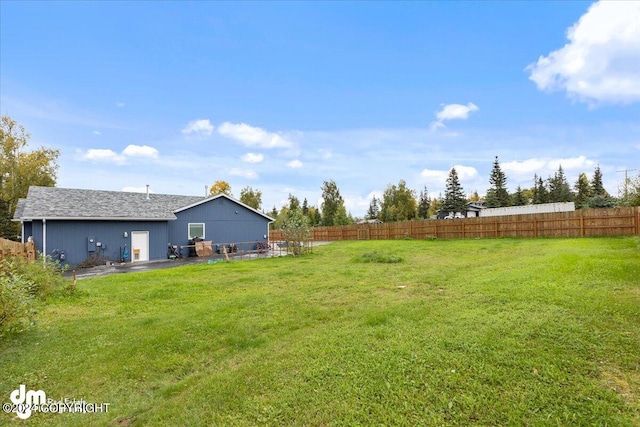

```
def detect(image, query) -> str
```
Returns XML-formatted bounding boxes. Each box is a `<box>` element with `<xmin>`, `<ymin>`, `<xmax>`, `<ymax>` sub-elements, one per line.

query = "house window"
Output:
<box><xmin>188</xmin><ymin>223</ymin><xmax>205</xmax><ymax>240</ymax></box>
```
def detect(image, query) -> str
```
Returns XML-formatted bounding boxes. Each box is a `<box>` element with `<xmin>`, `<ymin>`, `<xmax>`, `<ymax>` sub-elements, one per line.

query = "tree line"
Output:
<box><xmin>2</xmin><ymin>115</ymin><xmax>639</xmax><ymax>242</ymax></box>
<box><xmin>254</xmin><ymin>156</ymin><xmax>639</xmax><ymax>228</ymax></box>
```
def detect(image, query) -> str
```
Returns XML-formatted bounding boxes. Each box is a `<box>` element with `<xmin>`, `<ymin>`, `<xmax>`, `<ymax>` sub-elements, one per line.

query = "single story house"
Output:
<box><xmin>13</xmin><ymin>186</ymin><xmax>273</xmax><ymax>267</ymax></box>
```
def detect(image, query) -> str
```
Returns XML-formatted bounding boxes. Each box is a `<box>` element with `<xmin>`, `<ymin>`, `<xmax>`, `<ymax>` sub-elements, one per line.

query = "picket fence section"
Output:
<box><xmin>270</xmin><ymin>207</ymin><xmax>640</xmax><ymax>242</ymax></box>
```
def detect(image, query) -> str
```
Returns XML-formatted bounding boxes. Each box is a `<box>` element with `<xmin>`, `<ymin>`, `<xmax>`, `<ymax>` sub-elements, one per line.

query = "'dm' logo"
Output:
<box><xmin>10</xmin><ymin>384</ymin><xmax>46</xmax><ymax>420</ymax></box>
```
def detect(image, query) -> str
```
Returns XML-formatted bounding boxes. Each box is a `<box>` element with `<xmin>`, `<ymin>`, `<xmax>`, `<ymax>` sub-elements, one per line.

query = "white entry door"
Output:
<box><xmin>131</xmin><ymin>231</ymin><xmax>149</xmax><ymax>262</ymax></box>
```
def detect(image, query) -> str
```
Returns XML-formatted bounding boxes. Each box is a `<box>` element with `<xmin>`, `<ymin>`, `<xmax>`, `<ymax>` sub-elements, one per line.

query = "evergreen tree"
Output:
<box><xmin>591</xmin><ymin>165</ymin><xmax>608</xmax><ymax>197</ymax></box>
<box><xmin>574</xmin><ymin>173</ymin><xmax>591</xmax><ymax>208</ymax></box>
<box><xmin>288</xmin><ymin>194</ymin><xmax>301</xmax><ymax>212</ymax></box>
<box><xmin>302</xmin><ymin>198</ymin><xmax>309</xmax><ymax>216</ymax></box>
<box><xmin>442</xmin><ymin>168</ymin><xmax>467</xmax><ymax>214</ymax></box>
<box><xmin>511</xmin><ymin>186</ymin><xmax>528</xmax><ymax>206</ymax></box>
<box><xmin>485</xmin><ymin>156</ymin><xmax>510</xmax><ymax>208</ymax></box>
<box><xmin>269</xmin><ymin>205</ymin><xmax>278</xmax><ymax>219</ymax></box>
<box><xmin>313</xmin><ymin>207</ymin><xmax>322</xmax><ymax>226</ymax></box>
<box><xmin>366</xmin><ymin>196</ymin><xmax>380</xmax><ymax>220</ymax></box>
<box><xmin>417</xmin><ymin>186</ymin><xmax>431</xmax><ymax>219</ymax></box>
<box><xmin>532</xmin><ymin>174</ymin><xmax>549</xmax><ymax>204</ymax></box>
<box><xmin>548</xmin><ymin>165</ymin><xmax>574</xmax><ymax>202</ymax></box>
<box><xmin>380</xmin><ymin>180</ymin><xmax>418</xmax><ymax>222</ymax></box>
<box><xmin>320</xmin><ymin>180</ymin><xmax>348</xmax><ymax>226</ymax></box>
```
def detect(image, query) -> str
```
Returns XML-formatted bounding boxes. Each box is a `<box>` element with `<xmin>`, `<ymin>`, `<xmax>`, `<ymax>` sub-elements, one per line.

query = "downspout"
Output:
<box><xmin>42</xmin><ymin>219</ymin><xmax>47</xmax><ymax>262</ymax></box>
<box><xmin>21</xmin><ymin>221</ymin><xmax>24</xmax><ymax>244</ymax></box>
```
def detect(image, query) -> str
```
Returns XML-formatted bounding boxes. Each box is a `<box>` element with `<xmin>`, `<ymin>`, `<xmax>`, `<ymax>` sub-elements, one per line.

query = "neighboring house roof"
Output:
<box><xmin>13</xmin><ymin>186</ymin><xmax>273</xmax><ymax>222</ymax></box>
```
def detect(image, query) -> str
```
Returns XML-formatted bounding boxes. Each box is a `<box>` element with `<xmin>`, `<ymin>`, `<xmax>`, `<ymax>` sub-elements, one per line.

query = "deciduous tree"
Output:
<box><xmin>1</xmin><ymin>116</ymin><xmax>60</xmax><ymax>240</ymax></box>
<box><xmin>239</xmin><ymin>186</ymin><xmax>262</xmax><ymax>210</ymax></box>
<box><xmin>320</xmin><ymin>180</ymin><xmax>348</xmax><ymax>226</ymax></box>
<box><xmin>209</xmin><ymin>180</ymin><xmax>232</xmax><ymax>197</ymax></box>
<box><xmin>380</xmin><ymin>180</ymin><xmax>417</xmax><ymax>222</ymax></box>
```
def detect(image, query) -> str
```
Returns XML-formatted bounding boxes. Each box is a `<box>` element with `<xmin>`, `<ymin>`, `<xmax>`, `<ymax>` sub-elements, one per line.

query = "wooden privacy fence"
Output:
<box><xmin>270</xmin><ymin>207</ymin><xmax>640</xmax><ymax>241</ymax></box>
<box><xmin>0</xmin><ymin>237</ymin><xmax>37</xmax><ymax>261</ymax></box>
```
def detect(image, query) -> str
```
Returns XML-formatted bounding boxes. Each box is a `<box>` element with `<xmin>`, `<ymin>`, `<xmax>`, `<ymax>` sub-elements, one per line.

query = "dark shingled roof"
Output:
<box><xmin>13</xmin><ymin>198</ymin><xmax>26</xmax><ymax>220</ymax></box>
<box><xmin>14</xmin><ymin>187</ymin><xmax>206</xmax><ymax>220</ymax></box>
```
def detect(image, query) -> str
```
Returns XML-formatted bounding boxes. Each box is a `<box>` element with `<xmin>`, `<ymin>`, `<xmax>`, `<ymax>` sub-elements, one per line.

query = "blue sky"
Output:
<box><xmin>2</xmin><ymin>1</ymin><xmax>639</xmax><ymax>217</ymax></box>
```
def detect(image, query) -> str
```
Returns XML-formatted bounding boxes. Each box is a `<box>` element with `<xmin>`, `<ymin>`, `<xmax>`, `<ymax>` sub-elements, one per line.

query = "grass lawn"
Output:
<box><xmin>2</xmin><ymin>237</ymin><xmax>639</xmax><ymax>426</ymax></box>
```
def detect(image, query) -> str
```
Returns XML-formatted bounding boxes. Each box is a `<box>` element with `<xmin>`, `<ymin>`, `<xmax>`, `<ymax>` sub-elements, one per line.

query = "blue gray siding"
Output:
<box><xmin>29</xmin><ymin>220</ymin><xmax>168</xmax><ymax>267</ymax></box>
<box><xmin>22</xmin><ymin>222</ymin><xmax>33</xmax><ymax>243</ymax></box>
<box><xmin>169</xmin><ymin>197</ymin><xmax>270</xmax><ymax>251</ymax></box>
<box><xmin>21</xmin><ymin>195</ymin><xmax>270</xmax><ymax>267</ymax></box>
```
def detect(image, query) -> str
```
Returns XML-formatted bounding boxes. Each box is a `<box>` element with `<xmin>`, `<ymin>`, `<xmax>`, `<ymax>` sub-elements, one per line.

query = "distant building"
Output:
<box><xmin>356</xmin><ymin>219</ymin><xmax>382</xmax><ymax>225</ymax></box>
<box><xmin>479</xmin><ymin>202</ymin><xmax>575</xmax><ymax>217</ymax></box>
<box><xmin>437</xmin><ymin>201</ymin><xmax>575</xmax><ymax>219</ymax></box>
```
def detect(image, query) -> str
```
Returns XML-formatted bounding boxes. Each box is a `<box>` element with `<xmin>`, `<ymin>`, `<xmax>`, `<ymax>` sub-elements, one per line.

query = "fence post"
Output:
<box><xmin>580</xmin><ymin>209</ymin><xmax>585</xmax><ymax>237</ymax></box>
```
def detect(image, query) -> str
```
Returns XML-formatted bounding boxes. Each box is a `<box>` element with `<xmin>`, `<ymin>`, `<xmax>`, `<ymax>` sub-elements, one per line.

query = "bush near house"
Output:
<box><xmin>0</xmin><ymin>256</ymin><xmax>67</xmax><ymax>338</ymax></box>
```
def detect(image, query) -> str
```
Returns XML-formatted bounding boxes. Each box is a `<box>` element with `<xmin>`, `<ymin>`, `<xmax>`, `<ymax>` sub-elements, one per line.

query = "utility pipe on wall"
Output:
<box><xmin>42</xmin><ymin>219</ymin><xmax>47</xmax><ymax>263</ymax></box>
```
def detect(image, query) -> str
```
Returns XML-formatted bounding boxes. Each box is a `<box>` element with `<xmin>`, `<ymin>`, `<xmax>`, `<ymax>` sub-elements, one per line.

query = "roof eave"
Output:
<box><xmin>174</xmin><ymin>193</ymin><xmax>274</xmax><ymax>222</ymax></box>
<box><xmin>16</xmin><ymin>217</ymin><xmax>176</xmax><ymax>222</ymax></box>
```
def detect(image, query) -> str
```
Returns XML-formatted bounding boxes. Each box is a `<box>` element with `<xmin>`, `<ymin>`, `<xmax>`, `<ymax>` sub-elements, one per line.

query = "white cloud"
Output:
<box><xmin>502</xmin><ymin>158</ymin><xmax>548</xmax><ymax>175</ymax></box>
<box><xmin>241</xmin><ymin>152</ymin><xmax>264</xmax><ymax>163</ymax></box>
<box><xmin>420</xmin><ymin>165</ymin><xmax>478</xmax><ymax>183</ymax></box>
<box><xmin>79</xmin><ymin>144</ymin><xmax>160</xmax><ymax>164</ymax></box>
<box><xmin>181</xmin><ymin>119</ymin><xmax>214</xmax><ymax>136</ymax></box>
<box><xmin>228</xmin><ymin>168</ymin><xmax>258</xmax><ymax>179</ymax></box>
<box><xmin>503</xmin><ymin>156</ymin><xmax>595</xmax><ymax>178</ymax></box>
<box><xmin>218</xmin><ymin>122</ymin><xmax>293</xmax><ymax>148</ymax></box>
<box><xmin>287</xmin><ymin>159</ymin><xmax>303</xmax><ymax>169</ymax></box>
<box><xmin>420</xmin><ymin>168</ymin><xmax>448</xmax><ymax>183</ymax></box>
<box><xmin>82</xmin><ymin>149</ymin><xmax>126</xmax><ymax>164</ymax></box>
<box><xmin>116</xmin><ymin>102</ymin><xmax>125</xmax><ymax>108</ymax></box>
<box><xmin>527</xmin><ymin>1</ymin><xmax>640</xmax><ymax>105</ymax></box>
<box><xmin>431</xmin><ymin>102</ymin><xmax>479</xmax><ymax>130</ymax></box>
<box><xmin>93</xmin><ymin>130</ymin><xmax>101</xmax><ymax>136</ymax></box>
<box><xmin>122</xmin><ymin>144</ymin><xmax>159</xmax><ymax>159</ymax></box>
<box><xmin>547</xmin><ymin>155</ymin><xmax>595</xmax><ymax>171</ymax></box>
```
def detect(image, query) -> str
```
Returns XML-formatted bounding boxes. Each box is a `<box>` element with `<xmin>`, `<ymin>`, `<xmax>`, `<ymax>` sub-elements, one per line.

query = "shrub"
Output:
<box><xmin>352</xmin><ymin>252</ymin><xmax>404</xmax><ymax>264</ymax></box>
<box><xmin>0</xmin><ymin>256</ymin><xmax>67</xmax><ymax>338</ymax></box>
<box><xmin>280</xmin><ymin>209</ymin><xmax>311</xmax><ymax>256</ymax></box>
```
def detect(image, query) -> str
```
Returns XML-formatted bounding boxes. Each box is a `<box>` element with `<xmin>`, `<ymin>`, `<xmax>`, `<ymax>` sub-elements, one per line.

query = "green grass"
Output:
<box><xmin>1</xmin><ymin>237</ymin><xmax>639</xmax><ymax>426</ymax></box>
